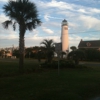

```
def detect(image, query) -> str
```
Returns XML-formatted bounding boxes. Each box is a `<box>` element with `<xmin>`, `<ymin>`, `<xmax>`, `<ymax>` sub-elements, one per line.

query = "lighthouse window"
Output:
<box><xmin>64</xmin><ymin>27</ymin><xmax>68</xmax><ymax>30</ymax></box>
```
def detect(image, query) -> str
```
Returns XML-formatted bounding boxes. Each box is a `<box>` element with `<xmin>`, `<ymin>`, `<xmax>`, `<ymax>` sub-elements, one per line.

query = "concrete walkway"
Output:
<box><xmin>80</xmin><ymin>61</ymin><xmax>100</xmax><ymax>67</ymax></box>
<box><xmin>91</xmin><ymin>97</ymin><xmax>100</xmax><ymax>100</ymax></box>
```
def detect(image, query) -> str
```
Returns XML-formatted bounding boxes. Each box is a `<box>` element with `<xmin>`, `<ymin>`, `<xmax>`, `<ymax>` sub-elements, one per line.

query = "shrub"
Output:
<box><xmin>59</xmin><ymin>60</ymin><xmax>75</xmax><ymax>68</ymax></box>
<box><xmin>41</xmin><ymin>60</ymin><xmax>75</xmax><ymax>69</ymax></box>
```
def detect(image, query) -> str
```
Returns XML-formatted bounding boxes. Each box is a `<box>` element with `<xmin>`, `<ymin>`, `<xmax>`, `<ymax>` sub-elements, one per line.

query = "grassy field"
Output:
<box><xmin>0</xmin><ymin>58</ymin><xmax>100</xmax><ymax>100</ymax></box>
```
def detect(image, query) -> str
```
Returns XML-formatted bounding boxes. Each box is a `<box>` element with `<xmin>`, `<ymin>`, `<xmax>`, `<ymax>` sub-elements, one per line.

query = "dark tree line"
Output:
<box><xmin>68</xmin><ymin>46</ymin><xmax>100</xmax><ymax>62</ymax></box>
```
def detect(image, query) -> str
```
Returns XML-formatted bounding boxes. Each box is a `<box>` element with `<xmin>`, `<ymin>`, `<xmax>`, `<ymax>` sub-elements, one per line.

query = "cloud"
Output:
<box><xmin>42</xmin><ymin>21</ymin><xmax>61</xmax><ymax>28</ymax></box>
<box><xmin>0</xmin><ymin>0</ymin><xmax>7</xmax><ymax>2</ymax></box>
<box><xmin>77</xmin><ymin>9</ymin><xmax>86</xmax><ymax>13</ymax></box>
<box><xmin>26</xmin><ymin>29</ymin><xmax>39</xmax><ymax>36</ymax></box>
<box><xmin>44</xmin><ymin>14</ymin><xmax>50</xmax><ymax>21</ymax></box>
<box><xmin>90</xmin><ymin>8</ymin><xmax>100</xmax><ymax>13</ymax></box>
<box><xmin>0</xmin><ymin>14</ymin><xmax>9</xmax><ymax>21</ymax></box>
<box><xmin>49</xmin><ymin>22</ymin><xmax>61</xmax><ymax>27</ymax></box>
<box><xmin>68</xmin><ymin>22</ymin><xmax>79</xmax><ymax>30</ymax></box>
<box><xmin>0</xmin><ymin>14</ymin><xmax>18</xmax><ymax>40</ymax></box>
<box><xmin>44</xmin><ymin>14</ymin><xmax>63</xmax><ymax>22</ymax></box>
<box><xmin>25</xmin><ymin>35</ymin><xmax>60</xmax><ymax>47</ymax></box>
<box><xmin>38</xmin><ymin>0</ymin><xmax>100</xmax><ymax>14</ymax></box>
<box><xmin>0</xmin><ymin>0</ymin><xmax>15</xmax><ymax>2</ymax></box>
<box><xmin>42</xmin><ymin>27</ymin><xmax>54</xmax><ymax>34</ymax></box>
<box><xmin>48</xmin><ymin>0</ymin><xmax>73</xmax><ymax>10</ymax></box>
<box><xmin>78</xmin><ymin>15</ymin><xmax>100</xmax><ymax>30</ymax></box>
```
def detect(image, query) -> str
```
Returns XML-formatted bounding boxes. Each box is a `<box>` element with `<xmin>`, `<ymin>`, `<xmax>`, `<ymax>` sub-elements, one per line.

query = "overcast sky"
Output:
<box><xmin>0</xmin><ymin>0</ymin><xmax>100</xmax><ymax>49</ymax></box>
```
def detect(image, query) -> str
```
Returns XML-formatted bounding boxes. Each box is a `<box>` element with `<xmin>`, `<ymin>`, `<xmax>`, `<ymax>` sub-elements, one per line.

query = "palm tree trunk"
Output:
<box><xmin>19</xmin><ymin>22</ymin><xmax>25</xmax><ymax>73</ymax></box>
<box><xmin>19</xmin><ymin>34</ymin><xmax>25</xmax><ymax>73</ymax></box>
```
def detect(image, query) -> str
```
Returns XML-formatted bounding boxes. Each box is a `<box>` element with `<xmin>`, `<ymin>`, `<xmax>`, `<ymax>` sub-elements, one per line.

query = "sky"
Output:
<box><xmin>0</xmin><ymin>0</ymin><xmax>100</xmax><ymax>49</ymax></box>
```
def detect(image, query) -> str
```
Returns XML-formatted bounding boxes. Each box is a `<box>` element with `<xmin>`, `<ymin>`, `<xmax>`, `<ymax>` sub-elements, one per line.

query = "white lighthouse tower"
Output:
<box><xmin>61</xmin><ymin>19</ymin><xmax>69</xmax><ymax>53</ymax></box>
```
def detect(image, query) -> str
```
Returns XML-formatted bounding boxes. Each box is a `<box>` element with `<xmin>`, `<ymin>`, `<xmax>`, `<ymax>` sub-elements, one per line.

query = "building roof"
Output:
<box><xmin>62</xmin><ymin>19</ymin><xmax>67</xmax><ymax>22</ymax></box>
<box><xmin>78</xmin><ymin>40</ymin><xmax>100</xmax><ymax>48</ymax></box>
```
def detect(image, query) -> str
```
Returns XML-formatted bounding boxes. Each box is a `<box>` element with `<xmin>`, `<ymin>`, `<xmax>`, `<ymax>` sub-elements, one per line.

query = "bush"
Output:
<box><xmin>60</xmin><ymin>60</ymin><xmax>75</xmax><ymax>68</ymax></box>
<box><xmin>41</xmin><ymin>60</ymin><xmax>75</xmax><ymax>69</ymax></box>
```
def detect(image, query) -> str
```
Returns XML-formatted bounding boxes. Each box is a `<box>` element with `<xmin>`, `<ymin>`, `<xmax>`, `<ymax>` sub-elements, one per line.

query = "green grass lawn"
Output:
<box><xmin>0</xmin><ymin>58</ymin><xmax>100</xmax><ymax>100</ymax></box>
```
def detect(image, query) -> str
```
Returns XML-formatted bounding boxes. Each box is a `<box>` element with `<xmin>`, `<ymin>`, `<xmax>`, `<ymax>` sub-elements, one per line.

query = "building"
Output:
<box><xmin>78</xmin><ymin>39</ymin><xmax>100</xmax><ymax>50</ymax></box>
<box><xmin>55</xmin><ymin>19</ymin><xmax>69</xmax><ymax>54</ymax></box>
<box><xmin>61</xmin><ymin>19</ymin><xmax>69</xmax><ymax>53</ymax></box>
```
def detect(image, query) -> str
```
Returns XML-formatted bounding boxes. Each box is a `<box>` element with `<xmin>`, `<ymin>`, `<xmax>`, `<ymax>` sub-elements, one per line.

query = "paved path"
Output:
<box><xmin>80</xmin><ymin>61</ymin><xmax>100</xmax><ymax>67</ymax></box>
<box><xmin>90</xmin><ymin>97</ymin><xmax>100</xmax><ymax>100</ymax></box>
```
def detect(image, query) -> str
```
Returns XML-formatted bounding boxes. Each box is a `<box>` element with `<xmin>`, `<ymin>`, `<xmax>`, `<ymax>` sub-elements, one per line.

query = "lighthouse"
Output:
<box><xmin>61</xmin><ymin>19</ymin><xmax>69</xmax><ymax>53</ymax></box>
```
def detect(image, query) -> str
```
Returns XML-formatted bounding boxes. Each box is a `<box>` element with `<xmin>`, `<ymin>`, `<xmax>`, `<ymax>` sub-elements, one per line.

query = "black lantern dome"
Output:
<box><xmin>62</xmin><ymin>19</ymin><xmax>68</xmax><ymax>26</ymax></box>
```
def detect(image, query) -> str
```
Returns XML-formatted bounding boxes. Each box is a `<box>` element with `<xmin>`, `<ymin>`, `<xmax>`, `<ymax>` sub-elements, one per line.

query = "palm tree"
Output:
<box><xmin>41</xmin><ymin>39</ymin><xmax>55</xmax><ymax>63</ymax></box>
<box><xmin>2</xmin><ymin>0</ymin><xmax>41</xmax><ymax>73</ymax></box>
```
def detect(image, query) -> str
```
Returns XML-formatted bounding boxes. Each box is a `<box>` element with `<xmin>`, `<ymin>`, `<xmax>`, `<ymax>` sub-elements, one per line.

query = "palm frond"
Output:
<box><xmin>41</xmin><ymin>39</ymin><xmax>54</xmax><ymax>50</ymax></box>
<box><xmin>13</xmin><ymin>22</ymin><xmax>17</xmax><ymax>31</ymax></box>
<box><xmin>26</xmin><ymin>19</ymin><xmax>41</xmax><ymax>31</ymax></box>
<box><xmin>3</xmin><ymin>0</ymin><xmax>41</xmax><ymax>31</ymax></box>
<box><xmin>34</xmin><ymin>19</ymin><xmax>42</xmax><ymax>26</ymax></box>
<box><xmin>2</xmin><ymin>20</ymin><xmax>12</xmax><ymax>29</ymax></box>
<box><xmin>26</xmin><ymin>22</ymin><xmax>35</xmax><ymax>31</ymax></box>
<box><xmin>41</xmin><ymin>41</ymin><xmax>48</xmax><ymax>48</ymax></box>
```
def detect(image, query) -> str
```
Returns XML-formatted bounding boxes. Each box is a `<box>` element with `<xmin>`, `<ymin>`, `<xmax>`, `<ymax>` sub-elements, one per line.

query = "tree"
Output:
<box><xmin>2</xmin><ymin>0</ymin><xmax>41</xmax><ymax>73</ymax></box>
<box><xmin>13</xmin><ymin>49</ymin><xmax>19</xmax><ymax>58</ymax></box>
<box><xmin>70</xmin><ymin>46</ymin><xmax>77</xmax><ymax>51</ymax></box>
<box><xmin>84</xmin><ymin>49</ymin><xmax>100</xmax><ymax>61</ymax></box>
<box><xmin>0</xmin><ymin>50</ymin><xmax>5</xmax><ymax>58</ymax></box>
<box><xmin>41</xmin><ymin>39</ymin><xmax>55</xmax><ymax>63</ymax></box>
<box><xmin>68</xmin><ymin>49</ymin><xmax>85</xmax><ymax>65</ymax></box>
<box><xmin>25</xmin><ymin>47</ymin><xmax>33</xmax><ymax>58</ymax></box>
<box><xmin>61</xmin><ymin>51</ymin><xmax>66</xmax><ymax>58</ymax></box>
